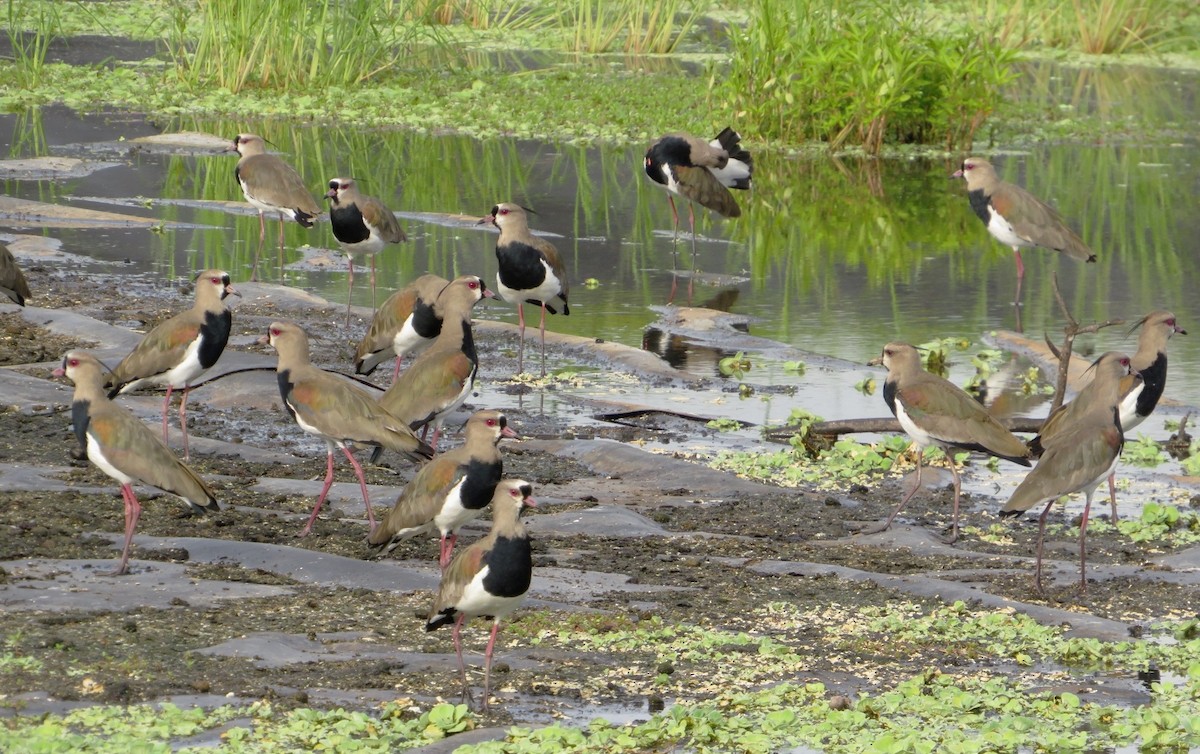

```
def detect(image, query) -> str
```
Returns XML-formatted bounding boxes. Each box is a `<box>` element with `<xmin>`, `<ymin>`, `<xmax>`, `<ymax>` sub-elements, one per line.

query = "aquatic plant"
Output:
<box><xmin>982</xmin><ymin>0</ymin><xmax>1197</xmax><ymax>54</ymax></box>
<box><xmin>714</xmin><ymin>0</ymin><xmax>1018</xmax><ymax>154</ymax></box>
<box><xmin>164</xmin><ymin>0</ymin><xmax>429</xmax><ymax>93</ymax></box>
<box><xmin>4</xmin><ymin>0</ymin><xmax>61</xmax><ymax>88</ymax></box>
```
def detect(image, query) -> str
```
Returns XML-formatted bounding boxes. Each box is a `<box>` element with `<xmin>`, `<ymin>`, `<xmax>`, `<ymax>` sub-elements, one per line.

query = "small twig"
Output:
<box><xmin>1045</xmin><ymin>272</ymin><xmax>1123</xmax><ymax>415</ymax></box>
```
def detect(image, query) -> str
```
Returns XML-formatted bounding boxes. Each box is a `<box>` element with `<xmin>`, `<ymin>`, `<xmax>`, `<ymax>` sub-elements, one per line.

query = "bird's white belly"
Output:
<box><xmin>433</xmin><ymin>478</ymin><xmax>475</xmax><ymax>534</ymax></box>
<box><xmin>986</xmin><ymin>208</ymin><xmax>1032</xmax><ymax>249</ymax></box>
<box><xmin>341</xmin><ymin>235</ymin><xmax>386</xmax><ymax>259</ymax></box>
<box><xmin>392</xmin><ymin>319</ymin><xmax>431</xmax><ymax>357</ymax></box>
<box><xmin>87</xmin><ymin>434</ymin><xmax>134</xmax><ymax>485</ymax></box>
<box><xmin>894</xmin><ymin>400</ymin><xmax>936</xmax><ymax>449</ymax></box>
<box><xmin>119</xmin><ymin>337</ymin><xmax>205</xmax><ymax>393</ymax></box>
<box><xmin>497</xmin><ymin>261</ymin><xmax>562</xmax><ymax>305</ymax></box>
<box><xmin>454</xmin><ymin>567</ymin><xmax>526</xmax><ymax>619</ymax></box>
<box><xmin>1118</xmin><ymin>386</ymin><xmax>1144</xmax><ymax>432</ymax></box>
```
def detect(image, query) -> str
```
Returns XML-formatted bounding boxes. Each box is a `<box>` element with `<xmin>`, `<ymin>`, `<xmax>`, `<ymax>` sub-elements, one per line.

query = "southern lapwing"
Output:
<box><xmin>644</xmin><ymin>126</ymin><xmax>751</xmax><ymax>301</ymax></box>
<box><xmin>54</xmin><ymin>351</ymin><xmax>219</xmax><ymax>575</ymax></box>
<box><xmin>260</xmin><ymin>321</ymin><xmax>433</xmax><ymax>536</ymax></box>
<box><xmin>867</xmin><ymin>342</ymin><xmax>1031</xmax><ymax>543</ymax></box>
<box><xmin>953</xmin><ymin>156</ymin><xmax>1096</xmax><ymax>303</ymax></box>
<box><xmin>325</xmin><ymin>177</ymin><xmax>407</xmax><ymax>326</ymax></box>
<box><xmin>376</xmin><ymin>276</ymin><xmax>492</xmax><ymax>452</ymax></box>
<box><xmin>353</xmin><ymin>274</ymin><xmax>488</xmax><ymax>382</ymax></box>
<box><xmin>1002</xmin><ymin>352</ymin><xmax>1137</xmax><ymax>593</ymax></box>
<box><xmin>0</xmin><ymin>243</ymin><xmax>32</xmax><ymax>306</ymax></box>
<box><xmin>479</xmin><ymin>202</ymin><xmax>569</xmax><ymax>376</ymax></box>
<box><xmin>107</xmin><ymin>270</ymin><xmax>239</xmax><ymax>461</ymax></box>
<box><xmin>367</xmin><ymin>409</ymin><xmax>517</xmax><ymax>567</ymax></box>
<box><xmin>1033</xmin><ymin>312</ymin><xmax>1185</xmax><ymax>522</ymax></box>
<box><xmin>425</xmin><ymin>478</ymin><xmax>536</xmax><ymax>712</ymax></box>
<box><xmin>228</xmin><ymin>134</ymin><xmax>321</xmax><ymax>282</ymax></box>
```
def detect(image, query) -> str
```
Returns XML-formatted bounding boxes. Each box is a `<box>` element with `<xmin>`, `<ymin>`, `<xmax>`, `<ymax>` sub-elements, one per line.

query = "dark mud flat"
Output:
<box><xmin>3</xmin><ymin>265</ymin><xmax>1200</xmax><ymax>747</ymax></box>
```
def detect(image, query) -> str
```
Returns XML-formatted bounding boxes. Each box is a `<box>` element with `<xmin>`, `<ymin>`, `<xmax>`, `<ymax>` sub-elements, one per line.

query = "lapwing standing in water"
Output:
<box><xmin>1002</xmin><ymin>352</ymin><xmax>1137</xmax><ymax>594</ymax></box>
<box><xmin>107</xmin><ymin>270</ymin><xmax>239</xmax><ymax>461</ymax></box>
<box><xmin>425</xmin><ymin>478</ymin><xmax>536</xmax><ymax>712</ymax></box>
<box><xmin>325</xmin><ymin>177</ymin><xmax>407</xmax><ymax>327</ymax></box>
<box><xmin>644</xmin><ymin>127</ymin><xmax>752</xmax><ymax>302</ymax></box>
<box><xmin>953</xmin><ymin>156</ymin><xmax>1096</xmax><ymax>305</ymax></box>
<box><xmin>867</xmin><ymin>342</ymin><xmax>1031</xmax><ymax>543</ymax></box>
<box><xmin>376</xmin><ymin>276</ymin><xmax>493</xmax><ymax>452</ymax></box>
<box><xmin>260</xmin><ymin>321</ymin><xmax>433</xmax><ymax>536</ymax></box>
<box><xmin>367</xmin><ymin>409</ymin><xmax>517</xmax><ymax>567</ymax></box>
<box><xmin>228</xmin><ymin>134</ymin><xmax>321</xmax><ymax>282</ymax></box>
<box><xmin>479</xmin><ymin>202</ymin><xmax>569</xmax><ymax>376</ymax></box>
<box><xmin>54</xmin><ymin>351</ymin><xmax>219</xmax><ymax>576</ymax></box>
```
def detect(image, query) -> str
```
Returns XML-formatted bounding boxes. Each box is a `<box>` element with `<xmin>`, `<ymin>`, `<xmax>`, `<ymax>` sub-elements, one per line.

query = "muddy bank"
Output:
<box><xmin>2</xmin><ymin>262</ymin><xmax>1200</xmax><ymax>747</ymax></box>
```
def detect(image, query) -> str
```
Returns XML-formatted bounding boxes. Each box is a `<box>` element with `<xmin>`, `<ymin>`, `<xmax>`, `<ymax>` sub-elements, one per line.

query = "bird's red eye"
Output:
<box><xmin>69</xmin><ymin>358</ymin><xmax>79</xmax><ymax>367</ymax></box>
<box><xmin>468</xmin><ymin>281</ymin><xmax>479</xmax><ymax>289</ymax></box>
<box><xmin>271</xmin><ymin>327</ymin><xmax>281</xmax><ymax>337</ymax></box>
<box><xmin>499</xmin><ymin>208</ymin><xmax>509</xmax><ymax>216</ymax></box>
<box><xmin>485</xmin><ymin>418</ymin><xmax>496</xmax><ymax>426</ymax></box>
<box><xmin>1167</xmin><ymin>318</ymin><xmax>1176</xmax><ymax>327</ymax></box>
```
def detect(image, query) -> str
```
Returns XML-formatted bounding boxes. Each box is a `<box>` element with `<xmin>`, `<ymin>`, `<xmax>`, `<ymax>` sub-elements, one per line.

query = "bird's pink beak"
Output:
<box><xmin>477</xmin><ymin>215</ymin><xmax>496</xmax><ymax>227</ymax></box>
<box><xmin>522</xmin><ymin>495</ymin><xmax>538</xmax><ymax>508</ymax></box>
<box><xmin>501</xmin><ymin>426</ymin><xmax>518</xmax><ymax>438</ymax></box>
<box><xmin>325</xmin><ymin>187</ymin><xmax>338</xmax><ymax>200</ymax></box>
<box><xmin>256</xmin><ymin>334</ymin><xmax>271</xmax><ymax>346</ymax></box>
<box><xmin>951</xmin><ymin>168</ymin><xmax>964</xmax><ymax>179</ymax></box>
<box><xmin>51</xmin><ymin>367</ymin><xmax>65</xmax><ymax>378</ymax></box>
<box><xmin>482</xmin><ymin>288</ymin><xmax>496</xmax><ymax>299</ymax></box>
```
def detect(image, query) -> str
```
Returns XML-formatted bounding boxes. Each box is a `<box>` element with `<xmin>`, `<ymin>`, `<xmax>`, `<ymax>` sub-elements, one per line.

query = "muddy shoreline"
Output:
<box><xmin>3</xmin><ymin>263</ymin><xmax>1200</xmax><ymax>747</ymax></box>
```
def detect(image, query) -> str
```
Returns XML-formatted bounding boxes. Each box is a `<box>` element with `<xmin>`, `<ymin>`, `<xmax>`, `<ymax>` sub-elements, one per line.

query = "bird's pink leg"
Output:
<box><xmin>538</xmin><ymin>303</ymin><xmax>548</xmax><ymax>377</ymax></box>
<box><xmin>429</xmin><ymin>425</ymin><xmax>442</xmax><ymax>454</ymax></box>
<box><xmin>340</xmin><ymin>445</ymin><xmax>376</xmax><ymax>533</ymax></box>
<box><xmin>179</xmin><ymin>386</ymin><xmax>190</xmax><ymax>462</ymax></box>
<box><xmin>300</xmin><ymin>448</ymin><xmax>337</xmax><ymax>537</ymax></box>
<box><xmin>452</xmin><ymin>613</ymin><xmax>473</xmax><ymax>704</ymax></box>
<box><xmin>946</xmin><ymin>455</ymin><xmax>962</xmax><ymax>544</ymax></box>
<box><xmin>1012</xmin><ymin>248</ymin><xmax>1025</xmax><ymax>305</ymax></box>
<box><xmin>370</xmin><ymin>257</ymin><xmax>378</xmax><ymax>311</ymax></box>
<box><xmin>276</xmin><ymin>216</ymin><xmax>286</xmax><ymax>282</ymax></box>
<box><xmin>667</xmin><ymin>195</ymin><xmax>679</xmax><ymax>242</ymax></box>
<box><xmin>250</xmin><ymin>211</ymin><xmax>267</xmax><ymax>282</ymax></box>
<box><xmin>112</xmin><ymin>483</ymin><xmax>142</xmax><ymax>576</ymax></box>
<box><xmin>391</xmin><ymin>355</ymin><xmax>403</xmax><ymax>386</ymax></box>
<box><xmin>686</xmin><ymin>203</ymin><xmax>697</xmax><ymax>304</ymax></box>
<box><xmin>861</xmin><ymin>447</ymin><xmax>924</xmax><ymax>536</ymax></box>
<box><xmin>1107</xmin><ymin>472</ymin><xmax>1119</xmax><ymax>522</ymax></box>
<box><xmin>345</xmin><ymin>256</ymin><xmax>355</xmax><ymax>329</ymax></box>
<box><xmin>516</xmin><ymin>303</ymin><xmax>526</xmax><ymax>375</ymax></box>
<box><xmin>161</xmin><ymin>386</ymin><xmax>174</xmax><ymax>445</ymax></box>
<box><xmin>481</xmin><ymin>619</ymin><xmax>503</xmax><ymax>712</ymax></box>
<box><xmin>1034</xmin><ymin>498</ymin><xmax>1055</xmax><ymax>595</ymax></box>
<box><xmin>1078</xmin><ymin>491</ymin><xmax>1093</xmax><ymax>593</ymax></box>
<box><xmin>439</xmin><ymin>533</ymin><xmax>458</xmax><ymax>569</ymax></box>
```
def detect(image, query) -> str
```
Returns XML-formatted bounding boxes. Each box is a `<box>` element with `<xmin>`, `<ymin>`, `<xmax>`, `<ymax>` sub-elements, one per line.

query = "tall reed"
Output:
<box><xmin>165</xmin><ymin>0</ymin><xmax>424</xmax><ymax>93</ymax></box>
<box><xmin>5</xmin><ymin>0</ymin><xmax>61</xmax><ymax>88</ymax></box>
<box><xmin>714</xmin><ymin>0</ymin><xmax>1017</xmax><ymax>154</ymax></box>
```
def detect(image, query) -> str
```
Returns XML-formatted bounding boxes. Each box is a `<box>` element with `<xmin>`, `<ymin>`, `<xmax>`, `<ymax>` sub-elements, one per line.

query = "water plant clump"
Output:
<box><xmin>714</xmin><ymin>0</ymin><xmax>1019</xmax><ymax>154</ymax></box>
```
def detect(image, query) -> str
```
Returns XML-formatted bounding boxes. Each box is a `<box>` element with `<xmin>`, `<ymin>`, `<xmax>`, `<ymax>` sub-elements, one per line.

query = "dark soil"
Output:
<box><xmin>2</xmin><ymin>269</ymin><xmax>1198</xmax><ymax>732</ymax></box>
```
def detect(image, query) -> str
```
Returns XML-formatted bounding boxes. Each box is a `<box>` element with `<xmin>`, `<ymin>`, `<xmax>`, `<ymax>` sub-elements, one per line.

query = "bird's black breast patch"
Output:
<box><xmin>967</xmin><ymin>189</ymin><xmax>991</xmax><ymax>225</ymax></box>
<box><xmin>496</xmin><ymin>242</ymin><xmax>549</xmax><ymax>295</ymax></box>
<box><xmin>481</xmin><ymin>535</ymin><xmax>532</xmax><ymax>598</ymax></box>
<box><xmin>459</xmin><ymin>458</ymin><xmax>502</xmax><ymax>511</ymax></box>
<box><xmin>198</xmin><ymin>310</ymin><xmax>232</xmax><ymax>370</ymax></box>
<box><xmin>330</xmin><ymin>204</ymin><xmax>371</xmax><ymax>244</ymax></box>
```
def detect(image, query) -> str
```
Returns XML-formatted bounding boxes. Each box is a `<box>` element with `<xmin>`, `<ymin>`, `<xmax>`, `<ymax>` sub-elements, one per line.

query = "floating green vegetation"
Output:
<box><xmin>709</xmin><ymin>432</ymin><xmax>912</xmax><ymax>489</ymax></box>
<box><xmin>1123</xmin><ymin>435</ymin><xmax>1167</xmax><ymax>467</ymax></box>
<box><xmin>463</xmin><ymin>602</ymin><xmax>1200</xmax><ymax>753</ymax></box>
<box><xmin>972</xmin><ymin>503</ymin><xmax>1200</xmax><ymax>549</ymax></box>
<box><xmin>0</xmin><ymin>700</ymin><xmax>476</xmax><ymax>753</ymax></box>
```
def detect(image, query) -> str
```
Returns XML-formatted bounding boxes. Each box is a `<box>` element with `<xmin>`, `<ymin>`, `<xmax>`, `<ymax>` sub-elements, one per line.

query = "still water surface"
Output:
<box><xmin>2</xmin><ymin>62</ymin><xmax>1198</xmax><ymax>439</ymax></box>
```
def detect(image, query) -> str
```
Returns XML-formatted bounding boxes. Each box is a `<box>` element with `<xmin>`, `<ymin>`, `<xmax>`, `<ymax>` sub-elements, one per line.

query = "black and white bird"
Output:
<box><xmin>425</xmin><ymin>479</ymin><xmax>536</xmax><ymax>711</ymax></box>
<box><xmin>479</xmin><ymin>202</ymin><xmax>569</xmax><ymax>376</ymax></box>
<box><xmin>325</xmin><ymin>177</ymin><xmax>407</xmax><ymax>326</ymax></box>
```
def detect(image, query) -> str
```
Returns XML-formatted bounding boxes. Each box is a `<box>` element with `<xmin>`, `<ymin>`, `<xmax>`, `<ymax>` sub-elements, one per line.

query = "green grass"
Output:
<box><xmin>712</xmin><ymin>0</ymin><xmax>1018</xmax><ymax>154</ymax></box>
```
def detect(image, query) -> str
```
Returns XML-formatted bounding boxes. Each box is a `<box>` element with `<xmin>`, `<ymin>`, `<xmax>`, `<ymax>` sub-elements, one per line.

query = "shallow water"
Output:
<box><xmin>2</xmin><ymin>62</ymin><xmax>1199</xmax><ymax>445</ymax></box>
